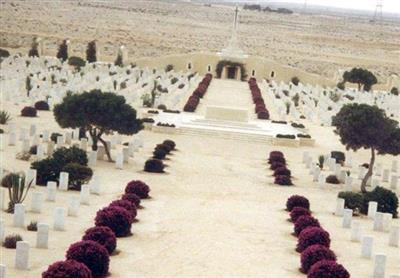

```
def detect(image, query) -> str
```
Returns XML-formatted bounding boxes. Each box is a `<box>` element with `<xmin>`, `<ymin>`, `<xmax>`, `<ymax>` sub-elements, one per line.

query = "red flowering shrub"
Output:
<box><xmin>82</xmin><ymin>226</ymin><xmax>116</xmax><ymax>255</ymax></box>
<box><xmin>257</xmin><ymin>110</ymin><xmax>270</xmax><ymax>119</ymax></box>
<box><xmin>275</xmin><ymin>175</ymin><xmax>293</xmax><ymax>186</ymax></box>
<box><xmin>270</xmin><ymin>161</ymin><xmax>286</xmax><ymax>170</ymax></box>
<box><xmin>153</xmin><ymin>148</ymin><xmax>167</xmax><ymax>160</ymax></box>
<box><xmin>95</xmin><ymin>206</ymin><xmax>132</xmax><ymax>237</ymax></box>
<box><xmin>34</xmin><ymin>100</ymin><xmax>50</xmax><ymax>111</ymax></box>
<box><xmin>109</xmin><ymin>199</ymin><xmax>137</xmax><ymax>220</ymax></box>
<box><xmin>42</xmin><ymin>259</ymin><xmax>92</xmax><ymax>278</ymax></box>
<box><xmin>308</xmin><ymin>260</ymin><xmax>350</xmax><ymax>278</ymax></box>
<box><xmin>121</xmin><ymin>193</ymin><xmax>141</xmax><ymax>207</ymax></box>
<box><xmin>248</xmin><ymin>78</ymin><xmax>270</xmax><ymax>120</ymax></box>
<box><xmin>125</xmin><ymin>180</ymin><xmax>150</xmax><ymax>199</ymax></box>
<box><xmin>163</xmin><ymin>140</ymin><xmax>176</xmax><ymax>151</ymax></box>
<box><xmin>144</xmin><ymin>159</ymin><xmax>165</xmax><ymax>173</ymax></box>
<box><xmin>300</xmin><ymin>244</ymin><xmax>336</xmax><ymax>273</ymax></box>
<box><xmin>269</xmin><ymin>151</ymin><xmax>284</xmax><ymax>159</ymax></box>
<box><xmin>297</xmin><ymin>227</ymin><xmax>330</xmax><ymax>252</ymax></box>
<box><xmin>294</xmin><ymin>216</ymin><xmax>320</xmax><ymax>236</ymax></box>
<box><xmin>155</xmin><ymin>143</ymin><xmax>171</xmax><ymax>154</ymax></box>
<box><xmin>290</xmin><ymin>207</ymin><xmax>311</xmax><ymax>223</ymax></box>
<box><xmin>268</xmin><ymin>156</ymin><xmax>286</xmax><ymax>165</ymax></box>
<box><xmin>274</xmin><ymin>167</ymin><xmax>291</xmax><ymax>177</ymax></box>
<box><xmin>65</xmin><ymin>240</ymin><xmax>109</xmax><ymax>278</ymax></box>
<box><xmin>21</xmin><ymin>106</ymin><xmax>37</xmax><ymax>117</ymax></box>
<box><xmin>286</xmin><ymin>195</ymin><xmax>310</xmax><ymax>212</ymax></box>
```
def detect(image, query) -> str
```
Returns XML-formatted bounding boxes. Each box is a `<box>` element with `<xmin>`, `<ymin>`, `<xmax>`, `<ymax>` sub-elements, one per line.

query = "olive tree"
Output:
<box><xmin>54</xmin><ymin>90</ymin><xmax>143</xmax><ymax>162</ymax></box>
<box><xmin>343</xmin><ymin>68</ymin><xmax>377</xmax><ymax>92</ymax></box>
<box><xmin>86</xmin><ymin>41</ymin><xmax>97</xmax><ymax>63</ymax></box>
<box><xmin>333</xmin><ymin>104</ymin><xmax>400</xmax><ymax>192</ymax></box>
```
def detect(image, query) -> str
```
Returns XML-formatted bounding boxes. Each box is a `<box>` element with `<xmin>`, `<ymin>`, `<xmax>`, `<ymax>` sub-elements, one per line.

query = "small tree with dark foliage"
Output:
<box><xmin>56</xmin><ymin>39</ymin><xmax>69</xmax><ymax>62</ymax></box>
<box><xmin>53</xmin><ymin>90</ymin><xmax>143</xmax><ymax>162</ymax></box>
<box><xmin>28</xmin><ymin>37</ymin><xmax>39</xmax><ymax>57</ymax></box>
<box><xmin>342</xmin><ymin>68</ymin><xmax>377</xmax><ymax>91</ymax></box>
<box><xmin>86</xmin><ymin>40</ymin><xmax>97</xmax><ymax>63</ymax></box>
<box><xmin>333</xmin><ymin>104</ymin><xmax>400</xmax><ymax>193</ymax></box>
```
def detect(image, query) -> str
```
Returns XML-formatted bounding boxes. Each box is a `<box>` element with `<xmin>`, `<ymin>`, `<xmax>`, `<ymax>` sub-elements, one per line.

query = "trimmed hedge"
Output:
<box><xmin>42</xmin><ymin>259</ymin><xmax>92</xmax><ymax>278</ymax></box>
<box><xmin>82</xmin><ymin>226</ymin><xmax>117</xmax><ymax>255</ymax></box>
<box><xmin>290</xmin><ymin>207</ymin><xmax>311</xmax><ymax>223</ymax></box>
<box><xmin>109</xmin><ymin>199</ymin><xmax>137</xmax><ymax>220</ymax></box>
<box><xmin>300</xmin><ymin>244</ymin><xmax>336</xmax><ymax>273</ymax></box>
<box><xmin>121</xmin><ymin>193</ymin><xmax>141</xmax><ymax>208</ymax></box>
<box><xmin>144</xmin><ymin>159</ymin><xmax>165</xmax><ymax>173</ymax></box>
<box><xmin>34</xmin><ymin>100</ymin><xmax>50</xmax><ymax>111</ymax></box>
<box><xmin>297</xmin><ymin>227</ymin><xmax>330</xmax><ymax>253</ymax></box>
<box><xmin>66</xmin><ymin>240</ymin><xmax>109</xmax><ymax>278</ymax></box>
<box><xmin>125</xmin><ymin>180</ymin><xmax>150</xmax><ymax>199</ymax></box>
<box><xmin>294</xmin><ymin>215</ymin><xmax>320</xmax><ymax>236</ymax></box>
<box><xmin>95</xmin><ymin>206</ymin><xmax>133</xmax><ymax>237</ymax></box>
<box><xmin>286</xmin><ymin>195</ymin><xmax>310</xmax><ymax>212</ymax></box>
<box><xmin>308</xmin><ymin>260</ymin><xmax>350</xmax><ymax>278</ymax></box>
<box><xmin>21</xmin><ymin>106</ymin><xmax>37</xmax><ymax>117</ymax></box>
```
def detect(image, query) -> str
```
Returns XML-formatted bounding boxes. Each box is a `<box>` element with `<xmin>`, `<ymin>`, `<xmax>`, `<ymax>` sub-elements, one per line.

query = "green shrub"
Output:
<box><xmin>53</xmin><ymin>146</ymin><xmax>88</xmax><ymax>167</ymax></box>
<box><xmin>391</xmin><ymin>87</ymin><xmax>399</xmax><ymax>96</ymax></box>
<box><xmin>165</xmin><ymin>64</ymin><xmax>174</xmax><ymax>72</ymax></box>
<box><xmin>1</xmin><ymin>172</ymin><xmax>20</xmax><ymax>188</ymax></box>
<box><xmin>27</xmin><ymin>221</ymin><xmax>38</xmax><ymax>231</ymax></box>
<box><xmin>68</xmin><ymin>56</ymin><xmax>86</xmax><ymax>69</ymax></box>
<box><xmin>31</xmin><ymin>158</ymin><xmax>59</xmax><ymax>185</ymax></box>
<box><xmin>291</xmin><ymin>76</ymin><xmax>300</xmax><ymax>86</ymax></box>
<box><xmin>362</xmin><ymin>187</ymin><xmax>398</xmax><ymax>218</ymax></box>
<box><xmin>326</xmin><ymin>175</ymin><xmax>340</xmax><ymax>184</ymax></box>
<box><xmin>331</xmin><ymin>151</ymin><xmax>345</xmax><ymax>164</ymax></box>
<box><xmin>62</xmin><ymin>163</ymin><xmax>93</xmax><ymax>190</ymax></box>
<box><xmin>0</xmin><ymin>48</ymin><xmax>10</xmax><ymax>58</ymax></box>
<box><xmin>338</xmin><ymin>191</ymin><xmax>364</xmax><ymax>213</ymax></box>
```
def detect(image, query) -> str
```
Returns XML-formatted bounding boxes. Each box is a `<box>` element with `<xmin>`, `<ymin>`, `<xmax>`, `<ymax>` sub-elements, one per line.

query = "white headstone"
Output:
<box><xmin>122</xmin><ymin>147</ymin><xmax>129</xmax><ymax>163</ymax></box>
<box><xmin>80</xmin><ymin>185</ymin><xmax>90</xmax><ymax>205</ymax></box>
<box><xmin>388</xmin><ymin>226</ymin><xmax>399</xmax><ymax>247</ymax></box>
<box><xmin>0</xmin><ymin>264</ymin><xmax>5</xmax><ymax>278</ymax></box>
<box><xmin>382</xmin><ymin>213</ymin><xmax>392</xmax><ymax>232</ymax></box>
<box><xmin>302</xmin><ymin>151</ymin><xmax>309</xmax><ymax>163</ymax></box>
<box><xmin>56</xmin><ymin>135</ymin><xmax>64</xmax><ymax>146</ymax></box>
<box><xmin>68</xmin><ymin>197</ymin><xmax>80</xmax><ymax>217</ymax></box>
<box><xmin>80</xmin><ymin>138</ymin><xmax>88</xmax><ymax>152</ymax></box>
<box><xmin>342</xmin><ymin>209</ymin><xmax>353</xmax><ymax>228</ymax></box>
<box><xmin>318</xmin><ymin>174</ymin><xmax>326</xmax><ymax>189</ymax></box>
<box><xmin>345</xmin><ymin>176</ymin><xmax>353</xmax><ymax>191</ymax></box>
<box><xmin>390</xmin><ymin>175</ymin><xmax>398</xmax><ymax>190</ymax></box>
<box><xmin>115</xmin><ymin>153</ymin><xmax>123</xmax><ymax>169</ymax></box>
<box><xmin>21</xmin><ymin>139</ymin><xmax>30</xmax><ymax>153</ymax></box>
<box><xmin>382</xmin><ymin>169</ymin><xmax>389</xmax><ymax>182</ymax></box>
<box><xmin>358</xmin><ymin>166</ymin><xmax>366</xmax><ymax>180</ymax></box>
<box><xmin>373</xmin><ymin>254</ymin><xmax>386</xmax><ymax>278</ymax></box>
<box><xmin>0</xmin><ymin>135</ymin><xmax>5</xmax><ymax>151</ymax></box>
<box><xmin>47</xmin><ymin>141</ymin><xmax>54</xmax><ymax>157</ymax></box>
<box><xmin>368</xmin><ymin>201</ymin><xmax>378</xmax><ymax>219</ymax></box>
<box><xmin>36</xmin><ymin>144</ymin><xmax>44</xmax><ymax>159</ymax></box>
<box><xmin>0</xmin><ymin>188</ymin><xmax>6</xmax><ymax>211</ymax></box>
<box><xmin>373</xmin><ymin>212</ymin><xmax>384</xmax><ymax>231</ymax></box>
<box><xmin>46</xmin><ymin>181</ymin><xmax>57</xmax><ymax>201</ymax></box>
<box><xmin>65</xmin><ymin>132</ymin><xmax>72</xmax><ymax>145</ymax></box>
<box><xmin>25</xmin><ymin>169</ymin><xmax>36</xmax><ymax>187</ymax></box>
<box><xmin>8</xmin><ymin>132</ymin><xmax>16</xmax><ymax>146</ymax></box>
<box><xmin>53</xmin><ymin>207</ymin><xmax>66</xmax><ymax>231</ymax></box>
<box><xmin>13</xmin><ymin>203</ymin><xmax>25</xmax><ymax>228</ymax></box>
<box><xmin>375</xmin><ymin>163</ymin><xmax>382</xmax><ymax>176</ymax></box>
<box><xmin>36</xmin><ymin>223</ymin><xmax>49</xmax><ymax>249</ymax></box>
<box><xmin>30</xmin><ymin>192</ymin><xmax>43</xmax><ymax>213</ymax></box>
<box><xmin>97</xmin><ymin>146</ymin><xmax>105</xmax><ymax>160</ymax></box>
<box><xmin>42</xmin><ymin>130</ymin><xmax>50</xmax><ymax>142</ymax></box>
<box><xmin>0</xmin><ymin>219</ymin><xmax>5</xmax><ymax>243</ymax></box>
<box><xmin>89</xmin><ymin>177</ymin><xmax>101</xmax><ymax>195</ymax></box>
<box><xmin>59</xmin><ymin>172</ymin><xmax>69</xmax><ymax>191</ymax></box>
<box><xmin>335</xmin><ymin>198</ymin><xmax>345</xmax><ymax>216</ymax></box>
<box><xmin>15</xmin><ymin>241</ymin><xmax>30</xmax><ymax>270</ymax></box>
<box><xmin>88</xmin><ymin>150</ymin><xmax>97</xmax><ymax>167</ymax></box>
<box><xmin>29</xmin><ymin>124</ymin><xmax>36</xmax><ymax>137</ymax></box>
<box><xmin>351</xmin><ymin>221</ymin><xmax>362</xmax><ymax>242</ymax></box>
<box><xmin>339</xmin><ymin>170</ymin><xmax>347</xmax><ymax>183</ymax></box>
<box><xmin>391</xmin><ymin>160</ymin><xmax>398</xmax><ymax>173</ymax></box>
<box><xmin>361</xmin><ymin>235</ymin><xmax>374</xmax><ymax>258</ymax></box>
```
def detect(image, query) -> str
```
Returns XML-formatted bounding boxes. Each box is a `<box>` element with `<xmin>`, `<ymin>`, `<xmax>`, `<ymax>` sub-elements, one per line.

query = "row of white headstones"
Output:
<box><xmin>302</xmin><ymin>152</ymin><xmax>399</xmax><ymax>278</ymax></box>
<box><xmin>1</xmin><ymin>121</ymin><xmax>144</xmax><ymax>168</ymax></box>
<box><xmin>303</xmin><ymin>151</ymin><xmax>399</xmax><ymax>192</ymax></box>
<box><xmin>0</xmin><ymin>124</ymin><xmax>145</xmax><ymax>276</ymax></box>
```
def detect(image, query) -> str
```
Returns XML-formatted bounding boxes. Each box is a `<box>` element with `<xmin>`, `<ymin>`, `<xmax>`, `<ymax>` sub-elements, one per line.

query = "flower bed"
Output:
<box><xmin>183</xmin><ymin>74</ymin><xmax>212</xmax><ymax>112</ymax></box>
<box><xmin>284</xmin><ymin>195</ymin><xmax>350</xmax><ymax>276</ymax></box>
<box><xmin>248</xmin><ymin>78</ymin><xmax>270</xmax><ymax>120</ymax></box>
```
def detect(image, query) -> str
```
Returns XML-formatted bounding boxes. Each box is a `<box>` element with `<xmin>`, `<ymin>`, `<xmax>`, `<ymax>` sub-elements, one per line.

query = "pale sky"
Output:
<box><xmin>256</xmin><ymin>0</ymin><xmax>400</xmax><ymax>13</ymax></box>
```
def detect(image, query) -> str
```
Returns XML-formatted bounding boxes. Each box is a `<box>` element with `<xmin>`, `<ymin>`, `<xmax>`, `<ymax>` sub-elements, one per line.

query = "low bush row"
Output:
<box><xmin>183</xmin><ymin>74</ymin><xmax>212</xmax><ymax>112</ymax></box>
<box><xmin>268</xmin><ymin>151</ymin><xmax>293</xmax><ymax>186</ymax></box>
<box><xmin>144</xmin><ymin>139</ymin><xmax>177</xmax><ymax>173</ymax></box>
<box><xmin>248</xmin><ymin>78</ymin><xmax>270</xmax><ymax>119</ymax></box>
<box><xmin>285</xmin><ymin>195</ymin><xmax>350</xmax><ymax>277</ymax></box>
<box><xmin>42</xmin><ymin>180</ymin><xmax>151</xmax><ymax>278</ymax></box>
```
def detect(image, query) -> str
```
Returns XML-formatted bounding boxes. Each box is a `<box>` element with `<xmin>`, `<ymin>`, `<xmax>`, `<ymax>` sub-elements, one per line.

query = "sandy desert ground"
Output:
<box><xmin>0</xmin><ymin>0</ymin><xmax>399</xmax><ymax>83</ymax></box>
<box><xmin>0</xmin><ymin>78</ymin><xmax>399</xmax><ymax>277</ymax></box>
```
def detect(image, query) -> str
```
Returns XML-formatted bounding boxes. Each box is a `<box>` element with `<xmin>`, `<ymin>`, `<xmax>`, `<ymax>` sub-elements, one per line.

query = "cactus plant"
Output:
<box><xmin>6</xmin><ymin>172</ymin><xmax>33</xmax><ymax>213</ymax></box>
